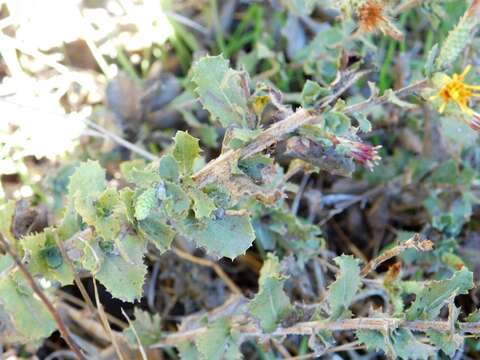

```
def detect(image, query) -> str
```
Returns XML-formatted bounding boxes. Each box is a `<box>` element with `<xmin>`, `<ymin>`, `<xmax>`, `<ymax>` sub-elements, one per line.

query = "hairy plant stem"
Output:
<box><xmin>152</xmin><ymin>316</ymin><xmax>480</xmax><ymax>348</ymax></box>
<box><xmin>343</xmin><ymin>79</ymin><xmax>429</xmax><ymax>114</ymax></box>
<box><xmin>361</xmin><ymin>233</ymin><xmax>434</xmax><ymax>276</ymax></box>
<box><xmin>0</xmin><ymin>233</ymin><xmax>87</xmax><ymax>360</ymax></box>
<box><xmin>192</xmin><ymin>78</ymin><xmax>429</xmax><ymax>187</ymax></box>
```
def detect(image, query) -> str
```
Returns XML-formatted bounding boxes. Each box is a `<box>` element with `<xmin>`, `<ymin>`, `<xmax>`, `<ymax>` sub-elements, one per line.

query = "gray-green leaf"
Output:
<box><xmin>96</xmin><ymin>234</ymin><xmax>147</xmax><ymax>302</ymax></box>
<box><xmin>195</xmin><ymin>318</ymin><xmax>239</xmax><ymax>360</ymax></box>
<box><xmin>179</xmin><ymin>215</ymin><xmax>255</xmax><ymax>259</ymax></box>
<box><xmin>191</xmin><ymin>55</ymin><xmax>249</xmax><ymax>127</ymax></box>
<box><xmin>356</xmin><ymin>330</ymin><xmax>386</xmax><ymax>353</ymax></box>
<box><xmin>173</xmin><ymin>131</ymin><xmax>201</xmax><ymax>176</ymax></box>
<box><xmin>327</xmin><ymin>255</ymin><xmax>361</xmax><ymax>319</ymax></box>
<box><xmin>406</xmin><ymin>267</ymin><xmax>473</xmax><ymax>320</ymax></box>
<box><xmin>135</xmin><ymin>187</ymin><xmax>158</xmax><ymax>221</ymax></box>
<box><xmin>138</xmin><ymin>214</ymin><xmax>176</xmax><ymax>253</ymax></box>
<box><xmin>159</xmin><ymin>154</ymin><xmax>180</xmax><ymax>182</ymax></box>
<box><xmin>248</xmin><ymin>254</ymin><xmax>292</xmax><ymax>332</ymax></box>
<box><xmin>189</xmin><ymin>188</ymin><xmax>216</xmax><ymax>219</ymax></box>
<box><xmin>123</xmin><ymin>308</ymin><xmax>162</xmax><ymax>348</ymax></box>
<box><xmin>0</xmin><ymin>273</ymin><xmax>56</xmax><ymax>341</ymax></box>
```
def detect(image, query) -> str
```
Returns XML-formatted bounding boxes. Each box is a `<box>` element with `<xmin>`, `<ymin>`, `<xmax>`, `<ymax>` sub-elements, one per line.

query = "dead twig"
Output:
<box><xmin>291</xmin><ymin>172</ymin><xmax>310</xmax><ymax>215</ymax></box>
<box><xmin>393</xmin><ymin>0</ymin><xmax>424</xmax><ymax>15</ymax></box>
<box><xmin>121</xmin><ymin>307</ymin><xmax>148</xmax><ymax>360</ymax></box>
<box><xmin>343</xmin><ymin>79</ymin><xmax>429</xmax><ymax>115</ymax></box>
<box><xmin>360</xmin><ymin>233</ymin><xmax>434</xmax><ymax>277</ymax></box>
<box><xmin>92</xmin><ymin>277</ymin><xmax>126</xmax><ymax>360</ymax></box>
<box><xmin>56</xmin><ymin>290</ymin><xmax>128</xmax><ymax>329</ymax></box>
<box><xmin>55</xmin><ymin>232</ymin><xmax>97</xmax><ymax>317</ymax></box>
<box><xmin>0</xmin><ymin>98</ymin><xmax>159</xmax><ymax>161</ymax></box>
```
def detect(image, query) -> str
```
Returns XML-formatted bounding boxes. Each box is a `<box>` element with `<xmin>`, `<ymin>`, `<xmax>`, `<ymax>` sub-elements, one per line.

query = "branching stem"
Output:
<box><xmin>361</xmin><ymin>233</ymin><xmax>434</xmax><ymax>276</ymax></box>
<box><xmin>152</xmin><ymin>316</ymin><xmax>480</xmax><ymax>348</ymax></box>
<box><xmin>192</xmin><ymin>78</ymin><xmax>429</xmax><ymax>187</ymax></box>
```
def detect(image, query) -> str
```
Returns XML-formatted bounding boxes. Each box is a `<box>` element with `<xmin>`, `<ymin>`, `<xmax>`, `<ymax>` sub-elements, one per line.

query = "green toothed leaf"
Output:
<box><xmin>406</xmin><ymin>267</ymin><xmax>473</xmax><ymax>320</ymax></box>
<box><xmin>327</xmin><ymin>255</ymin><xmax>361</xmax><ymax>319</ymax></box>
<box><xmin>191</xmin><ymin>55</ymin><xmax>249</xmax><ymax>127</ymax></box>
<box><xmin>94</xmin><ymin>188</ymin><xmax>122</xmax><ymax>241</ymax></box>
<box><xmin>159</xmin><ymin>154</ymin><xmax>180</xmax><ymax>182</ymax></box>
<box><xmin>123</xmin><ymin>308</ymin><xmax>162</xmax><ymax>348</ymax></box>
<box><xmin>177</xmin><ymin>341</ymin><xmax>201</xmax><ymax>360</ymax></box>
<box><xmin>96</xmin><ymin>234</ymin><xmax>147</xmax><ymax>302</ymax></box>
<box><xmin>68</xmin><ymin>161</ymin><xmax>107</xmax><ymax>225</ymax></box>
<box><xmin>172</xmin><ymin>131</ymin><xmax>201</xmax><ymax>176</ymax></box>
<box><xmin>188</xmin><ymin>188</ymin><xmax>216</xmax><ymax>219</ymax></box>
<box><xmin>0</xmin><ymin>273</ymin><xmax>56</xmax><ymax>341</ymax></box>
<box><xmin>163</xmin><ymin>181</ymin><xmax>191</xmax><ymax>219</ymax></box>
<box><xmin>135</xmin><ymin>187</ymin><xmax>158</xmax><ymax>221</ymax></box>
<box><xmin>248</xmin><ymin>254</ymin><xmax>292</xmax><ymax>332</ymax></box>
<box><xmin>22</xmin><ymin>229</ymin><xmax>73</xmax><ymax>285</ymax></box>
<box><xmin>138</xmin><ymin>213</ymin><xmax>176</xmax><ymax>253</ymax></box>
<box><xmin>391</xmin><ymin>329</ymin><xmax>435</xmax><ymax>360</ymax></box>
<box><xmin>195</xmin><ymin>318</ymin><xmax>240</xmax><ymax>360</ymax></box>
<box><xmin>179</xmin><ymin>214</ymin><xmax>255</xmax><ymax>259</ymax></box>
<box><xmin>356</xmin><ymin>330</ymin><xmax>387</xmax><ymax>353</ymax></box>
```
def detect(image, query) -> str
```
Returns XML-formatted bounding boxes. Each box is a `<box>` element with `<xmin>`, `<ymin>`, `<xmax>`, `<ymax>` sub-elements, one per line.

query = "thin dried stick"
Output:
<box><xmin>360</xmin><ymin>233</ymin><xmax>434</xmax><ymax>277</ymax></box>
<box><xmin>57</xmin><ymin>290</ymin><xmax>128</xmax><ymax>329</ymax></box>
<box><xmin>55</xmin><ymin>232</ymin><xmax>97</xmax><ymax>316</ymax></box>
<box><xmin>61</xmin><ymin>302</ymin><xmax>123</xmax><ymax>343</ymax></box>
<box><xmin>393</xmin><ymin>0</ymin><xmax>424</xmax><ymax>15</ymax></box>
<box><xmin>0</xmin><ymin>98</ymin><xmax>159</xmax><ymax>161</ymax></box>
<box><xmin>121</xmin><ymin>308</ymin><xmax>148</xmax><ymax>360</ymax></box>
<box><xmin>343</xmin><ymin>79</ymin><xmax>429</xmax><ymax>115</ymax></box>
<box><xmin>172</xmin><ymin>247</ymin><xmax>242</xmax><ymax>295</ymax></box>
<box><xmin>0</xmin><ymin>233</ymin><xmax>87</xmax><ymax>360</ymax></box>
<box><xmin>271</xmin><ymin>338</ymin><xmax>291</xmax><ymax>358</ymax></box>
<box><xmin>92</xmin><ymin>277</ymin><xmax>126</xmax><ymax>360</ymax></box>
<box><xmin>82</xmin><ymin>118</ymin><xmax>159</xmax><ymax>161</ymax></box>
<box><xmin>192</xmin><ymin>108</ymin><xmax>318</xmax><ymax>186</ymax></box>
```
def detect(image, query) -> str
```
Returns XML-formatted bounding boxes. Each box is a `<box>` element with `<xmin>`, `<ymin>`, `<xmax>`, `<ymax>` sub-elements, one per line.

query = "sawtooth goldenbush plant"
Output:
<box><xmin>1</xmin><ymin>0</ymin><xmax>480</xmax><ymax>359</ymax></box>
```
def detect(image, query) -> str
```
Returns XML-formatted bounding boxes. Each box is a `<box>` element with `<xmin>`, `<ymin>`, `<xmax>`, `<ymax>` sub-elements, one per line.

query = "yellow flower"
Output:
<box><xmin>433</xmin><ymin>65</ymin><xmax>480</xmax><ymax>115</ymax></box>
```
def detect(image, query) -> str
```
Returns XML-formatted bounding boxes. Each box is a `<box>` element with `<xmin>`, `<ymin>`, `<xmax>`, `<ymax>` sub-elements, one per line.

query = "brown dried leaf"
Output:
<box><xmin>283</xmin><ymin>137</ymin><xmax>355</xmax><ymax>176</ymax></box>
<box><xmin>12</xmin><ymin>199</ymin><xmax>48</xmax><ymax>239</ymax></box>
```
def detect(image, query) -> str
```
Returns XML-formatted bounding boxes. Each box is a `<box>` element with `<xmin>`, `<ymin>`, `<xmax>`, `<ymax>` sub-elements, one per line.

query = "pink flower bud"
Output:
<box><xmin>338</xmin><ymin>138</ymin><xmax>382</xmax><ymax>170</ymax></box>
<box><xmin>470</xmin><ymin>113</ymin><xmax>480</xmax><ymax>132</ymax></box>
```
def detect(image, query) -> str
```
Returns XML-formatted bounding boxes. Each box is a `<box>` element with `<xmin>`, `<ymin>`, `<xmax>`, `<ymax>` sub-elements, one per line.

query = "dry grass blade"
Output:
<box><xmin>121</xmin><ymin>308</ymin><xmax>148</xmax><ymax>360</ymax></box>
<box><xmin>92</xmin><ymin>277</ymin><xmax>126</xmax><ymax>360</ymax></box>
